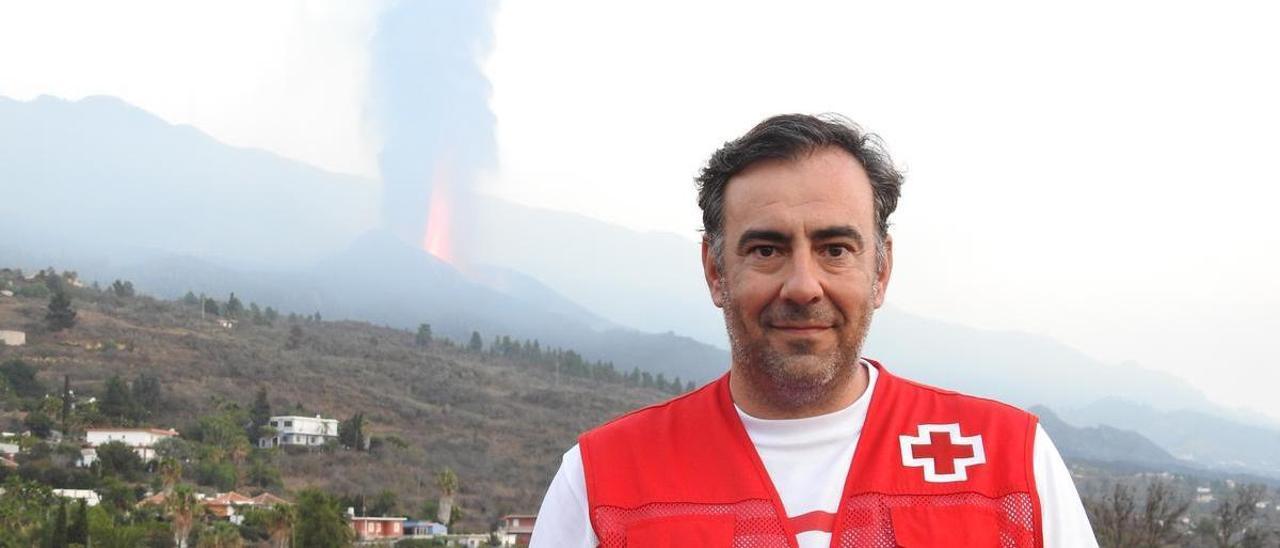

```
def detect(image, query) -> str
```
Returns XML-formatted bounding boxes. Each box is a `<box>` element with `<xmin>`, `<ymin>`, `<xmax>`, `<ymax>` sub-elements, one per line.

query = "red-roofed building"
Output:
<box><xmin>350</xmin><ymin>516</ymin><xmax>406</xmax><ymax>540</ymax></box>
<box><xmin>500</xmin><ymin>514</ymin><xmax>537</xmax><ymax>546</ymax></box>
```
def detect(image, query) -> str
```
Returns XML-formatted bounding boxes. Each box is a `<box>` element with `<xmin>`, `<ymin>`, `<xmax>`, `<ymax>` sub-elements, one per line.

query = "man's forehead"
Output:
<box><xmin>722</xmin><ymin>147</ymin><xmax>876</xmax><ymax>232</ymax></box>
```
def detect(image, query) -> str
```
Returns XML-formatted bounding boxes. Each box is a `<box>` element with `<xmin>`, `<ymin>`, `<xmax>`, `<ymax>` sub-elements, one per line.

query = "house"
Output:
<box><xmin>204</xmin><ymin>491</ymin><xmax>257</xmax><ymax>521</ymax></box>
<box><xmin>53</xmin><ymin>489</ymin><xmax>101</xmax><ymax>506</ymax></box>
<box><xmin>349</xmin><ymin>515</ymin><xmax>406</xmax><ymax>540</ymax></box>
<box><xmin>0</xmin><ymin>456</ymin><xmax>16</xmax><ymax>469</ymax></box>
<box><xmin>79</xmin><ymin>427</ymin><xmax>179</xmax><ymax>467</ymax></box>
<box><xmin>1196</xmin><ymin>486</ymin><xmax>1215</xmax><ymax>504</ymax></box>
<box><xmin>0</xmin><ymin>289</ymin><xmax>14</xmax><ymax>297</ymax></box>
<box><xmin>404</xmin><ymin>520</ymin><xmax>448</xmax><ymax>537</ymax></box>
<box><xmin>258</xmin><ymin>415</ymin><xmax>338</xmax><ymax>448</ymax></box>
<box><xmin>0</xmin><ymin>330</ymin><xmax>25</xmax><ymax>347</ymax></box>
<box><xmin>499</xmin><ymin>514</ymin><xmax>537</xmax><ymax>546</ymax></box>
<box><xmin>138</xmin><ymin>490</ymin><xmax>290</xmax><ymax>521</ymax></box>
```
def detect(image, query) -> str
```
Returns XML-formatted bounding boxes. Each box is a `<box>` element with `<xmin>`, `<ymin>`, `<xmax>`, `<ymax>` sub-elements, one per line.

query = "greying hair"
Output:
<box><xmin>696</xmin><ymin>113</ymin><xmax>904</xmax><ymax>271</ymax></box>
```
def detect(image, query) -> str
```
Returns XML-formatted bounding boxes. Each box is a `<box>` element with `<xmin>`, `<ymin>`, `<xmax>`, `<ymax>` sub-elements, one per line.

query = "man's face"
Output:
<box><xmin>702</xmin><ymin>146</ymin><xmax>892</xmax><ymax>403</ymax></box>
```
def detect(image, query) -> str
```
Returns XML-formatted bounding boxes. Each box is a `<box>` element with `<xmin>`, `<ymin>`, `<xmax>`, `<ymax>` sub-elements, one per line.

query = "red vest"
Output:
<box><xmin>579</xmin><ymin>360</ymin><xmax>1043</xmax><ymax>547</ymax></box>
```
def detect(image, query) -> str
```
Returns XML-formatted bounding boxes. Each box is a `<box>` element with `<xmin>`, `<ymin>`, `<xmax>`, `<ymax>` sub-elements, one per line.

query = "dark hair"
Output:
<box><xmin>696</xmin><ymin>113</ymin><xmax>904</xmax><ymax>267</ymax></box>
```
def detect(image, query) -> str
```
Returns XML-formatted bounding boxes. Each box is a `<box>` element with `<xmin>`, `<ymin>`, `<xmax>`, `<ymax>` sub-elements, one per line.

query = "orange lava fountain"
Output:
<box><xmin>421</xmin><ymin>160</ymin><xmax>455</xmax><ymax>264</ymax></box>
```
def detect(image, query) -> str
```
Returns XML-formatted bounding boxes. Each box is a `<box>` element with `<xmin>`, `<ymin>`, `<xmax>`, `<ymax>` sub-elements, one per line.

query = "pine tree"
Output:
<box><xmin>68</xmin><ymin>499</ymin><xmax>88</xmax><ymax>545</ymax></box>
<box><xmin>50</xmin><ymin>499</ymin><xmax>68</xmax><ymax>548</ymax></box>
<box><xmin>286</xmin><ymin>325</ymin><xmax>303</xmax><ymax>350</ymax></box>
<box><xmin>45</xmin><ymin>288</ymin><xmax>77</xmax><ymax>331</ymax></box>
<box><xmin>415</xmin><ymin>323</ymin><xmax>433</xmax><ymax>347</ymax></box>
<box><xmin>101</xmin><ymin>375</ymin><xmax>134</xmax><ymax>423</ymax></box>
<box><xmin>250</xmin><ymin>386</ymin><xmax>271</xmax><ymax>439</ymax></box>
<box><xmin>225</xmin><ymin>292</ymin><xmax>244</xmax><ymax>318</ymax></box>
<box><xmin>468</xmin><ymin>331</ymin><xmax>483</xmax><ymax>352</ymax></box>
<box><xmin>110</xmin><ymin>279</ymin><xmax>135</xmax><ymax>297</ymax></box>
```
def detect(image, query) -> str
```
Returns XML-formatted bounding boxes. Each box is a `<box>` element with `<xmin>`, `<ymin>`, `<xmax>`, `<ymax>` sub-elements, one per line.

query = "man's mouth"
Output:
<box><xmin>770</xmin><ymin>324</ymin><xmax>831</xmax><ymax>334</ymax></box>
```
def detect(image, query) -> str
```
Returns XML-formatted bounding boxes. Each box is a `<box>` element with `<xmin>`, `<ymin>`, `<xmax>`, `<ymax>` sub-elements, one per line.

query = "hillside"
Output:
<box><xmin>0</xmin><ymin>270</ymin><xmax>678</xmax><ymax>532</ymax></box>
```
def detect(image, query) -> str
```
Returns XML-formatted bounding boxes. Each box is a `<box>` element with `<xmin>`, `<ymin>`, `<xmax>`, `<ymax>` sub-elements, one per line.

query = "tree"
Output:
<box><xmin>196</xmin><ymin>521</ymin><xmax>243</xmax><ymax>548</ymax></box>
<box><xmin>249</xmin><ymin>386</ymin><xmax>271</xmax><ymax>439</ymax></box>
<box><xmin>1134</xmin><ymin>479</ymin><xmax>1190</xmax><ymax>547</ymax></box>
<box><xmin>286</xmin><ymin>325</ymin><xmax>303</xmax><ymax>350</ymax></box>
<box><xmin>23</xmin><ymin>410</ymin><xmax>54</xmax><ymax>438</ymax></box>
<box><xmin>203</xmin><ymin>298</ymin><xmax>221</xmax><ymax>317</ymax></box>
<box><xmin>166</xmin><ymin>485</ymin><xmax>201</xmax><ymax>548</ymax></box>
<box><xmin>159</xmin><ymin>458</ymin><xmax>183</xmax><ymax>494</ymax></box>
<box><xmin>436</xmin><ymin>468</ymin><xmax>459</xmax><ymax>526</ymax></box>
<box><xmin>369</xmin><ymin>489</ymin><xmax>398</xmax><ymax>517</ymax></box>
<box><xmin>49</xmin><ymin>499</ymin><xmax>68</xmax><ymax>548</ymax></box>
<box><xmin>100</xmin><ymin>375</ymin><xmax>134</xmax><ymax>423</ymax></box>
<box><xmin>67</xmin><ymin>499</ymin><xmax>88</xmax><ymax>546</ymax></box>
<box><xmin>264</xmin><ymin>503</ymin><xmax>295</xmax><ymax>548</ymax></box>
<box><xmin>110</xmin><ymin>279</ymin><xmax>135</xmax><ymax>298</ymax></box>
<box><xmin>0</xmin><ymin>476</ymin><xmax>59</xmax><ymax>546</ymax></box>
<box><xmin>1086</xmin><ymin>481</ymin><xmax>1136</xmax><ymax>548</ymax></box>
<box><xmin>263</xmin><ymin>306</ymin><xmax>279</xmax><ymax>325</ymax></box>
<box><xmin>339</xmin><ymin>413</ymin><xmax>365</xmax><ymax>450</ymax></box>
<box><xmin>59</xmin><ymin>375</ymin><xmax>72</xmax><ymax>434</ymax></box>
<box><xmin>415</xmin><ymin>323</ymin><xmax>433</xmax><ymax>347</ymax></box>
<box><xmin>224</xmin><ymin>292</ymin><xmax>244</xmax><ymax>319</ymax></box>
<box><xmin>0</xmin><ymin>359</ymin><xmax>44</xmax><ymax>398</ymax></box>
<box><xmin>1200</xmin><ymin>483</ymin><xmax>1269</xmax><ymax>548</ymax></box>
<box><xmin>295</xmin><ymin>489</ymin><xmax>354</xmax><ymax>547</ymax></box>
<box><xmin>45</xmin><ymin>288</ymin><xmax>76</xmax><ymax>331</ymax></box>
<box><xmin>468</xmin><ymin>331</ymin><xmax>483</xmax><ymax>352</ymax></box>
<box><xmin>131</xmin><ymin>373</ymin><xmax>162</xmax><ymax>421</ymax></box>
<box><xmin>95</xmin><ymin>440</ymin><xmax>143</xmax><ymax>480</ymax></box>
<box><xmin>249</xmin><ymin>303</ymin><xmax>265</xmax><ymax>325</ymax></box>
<box><xmin>183</xmin><ymin>291</ymin><xmax>200</xmax><ymax>306</ymax></box>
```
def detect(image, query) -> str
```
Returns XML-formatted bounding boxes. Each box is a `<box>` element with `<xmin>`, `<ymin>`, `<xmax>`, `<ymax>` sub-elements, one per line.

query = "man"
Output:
<box><xmin>532</xmin><ymin>114</ymin><xmax>1097</xmax><ymax>547</ymax></box>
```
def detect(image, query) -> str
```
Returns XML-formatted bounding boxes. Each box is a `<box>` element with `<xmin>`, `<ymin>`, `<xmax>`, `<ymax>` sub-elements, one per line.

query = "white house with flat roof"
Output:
<box><xmin>79</xmin><ymin>427</ymin><xmax>178</xmax><ymax>467</ymax></box>
<box><xmin>258</xmin><ymin>415</ymin><xmax>338</xmax><ymax>448</ymax></box>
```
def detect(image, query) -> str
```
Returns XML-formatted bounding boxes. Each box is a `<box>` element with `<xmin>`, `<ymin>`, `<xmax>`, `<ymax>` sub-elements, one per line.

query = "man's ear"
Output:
<box><xmin>701</xmin><ymin>237</ymin><xmax>725</xmax><ymax>308</ymax></box>
<box><xmin>874</xmin><ymin>235</ymin><xmax>893</xmax><ymax>309</ymax></box>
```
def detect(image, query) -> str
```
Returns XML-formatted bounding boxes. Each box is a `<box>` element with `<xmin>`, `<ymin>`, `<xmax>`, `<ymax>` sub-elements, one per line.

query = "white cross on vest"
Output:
<box><xmin>899</xmin><ymin>423</ymin><xmax>986</xmax><ymax>483</ymax></box>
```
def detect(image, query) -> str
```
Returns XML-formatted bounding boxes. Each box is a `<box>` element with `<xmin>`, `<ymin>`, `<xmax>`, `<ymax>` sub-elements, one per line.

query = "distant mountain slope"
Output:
<box><xmin>0</xmin><ymin>94</ymin><xmax>379</xmax><ymax>268</ymax></box>
<box><xmin>1031</xmin><ymin>405</ymin><xmax>1187</xmax><ymax>469</ymax></box>
<box><xmin>101</xmin><ymin>230</ymin><xmax>729</xmax><ymax>383</ymax></box>
<box><xmin>1060</xmin><ymin>398</ymin><xmax>1280</xmax><ymax>475</ymax></box>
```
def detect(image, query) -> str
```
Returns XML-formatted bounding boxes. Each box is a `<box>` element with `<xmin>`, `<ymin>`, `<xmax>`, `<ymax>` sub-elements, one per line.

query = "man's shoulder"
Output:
<box><xmin>581</xmin><ymin>376</ymin><xmax>724</xmax><ymax>444</ymax></box>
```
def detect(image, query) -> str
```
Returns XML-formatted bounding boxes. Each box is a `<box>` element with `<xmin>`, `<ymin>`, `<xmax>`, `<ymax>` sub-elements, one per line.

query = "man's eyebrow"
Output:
<box><xmin>811</xmin><ymin>225</ymin><xmax>866</xmax><ymax>247</ymax></box>
<box><xmin>736</xmin><ymin>229</ymin><xmax>790</xmax><ymax>251</ymax></box>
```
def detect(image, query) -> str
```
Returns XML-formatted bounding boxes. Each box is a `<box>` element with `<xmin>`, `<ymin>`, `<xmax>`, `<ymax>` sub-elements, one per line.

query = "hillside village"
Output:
<box><xmin>4</xmin><ymin>266</ymin><xmax>1280</xmax><ymax>547</ymax></box>
<box><xmin>0</xmin><ymin>267</ymin><xmax>696</xmax><ymax>546</ymax></box>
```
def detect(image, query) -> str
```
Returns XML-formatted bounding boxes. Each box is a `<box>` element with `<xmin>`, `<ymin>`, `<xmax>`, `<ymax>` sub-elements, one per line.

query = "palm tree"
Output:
<box><xmin>265</xmin><ymin>503</ymin><xmax>296</xmax><ymax>548</ymax></box>
<box><xmin>160</xmin><ymin>458</ymin><xmax>182</xmax><ymax>495</ymax></box>
<box><xmin>166</xmin><ymin>484</ymin><xmax>201</xmax><ymax>548</ymax></box>
<box><xmin>435</xmin><ymin>467</ymin><xmax>458</xmax><ymax>526</ymax></box>
<box><xmin>196</xmin><ymin>521</ymin><xmax>243</xmax><ymax>548</ymax></box>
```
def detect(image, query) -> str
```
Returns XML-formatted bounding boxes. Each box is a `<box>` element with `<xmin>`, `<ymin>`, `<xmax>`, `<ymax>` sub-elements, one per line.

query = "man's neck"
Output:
<box><xmin>729</xmin><ymin>360</ymin><xmax>870</xmax><ymax>420</ymax></box>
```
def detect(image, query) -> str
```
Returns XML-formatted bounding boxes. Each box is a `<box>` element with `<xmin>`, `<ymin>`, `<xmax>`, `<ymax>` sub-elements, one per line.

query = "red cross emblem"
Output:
<box><xmin>899</xmin><ymin>423</ymin><xmax>986</xmax><ymax>483</ymax></box>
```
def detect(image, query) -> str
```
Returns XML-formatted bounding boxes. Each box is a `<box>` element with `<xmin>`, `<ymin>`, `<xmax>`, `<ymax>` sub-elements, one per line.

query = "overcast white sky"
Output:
<box><xmin>2</xmin><ymin>1</ymin><xmax>1277</xmax><ymax>418</ymax></box>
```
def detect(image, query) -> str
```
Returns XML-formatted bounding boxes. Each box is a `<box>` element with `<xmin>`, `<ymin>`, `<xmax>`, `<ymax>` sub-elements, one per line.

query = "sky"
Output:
<box><xmin>1</xmin><ymin>0</ymin><xmax>1277</xmax><ymax>418</ymax></box>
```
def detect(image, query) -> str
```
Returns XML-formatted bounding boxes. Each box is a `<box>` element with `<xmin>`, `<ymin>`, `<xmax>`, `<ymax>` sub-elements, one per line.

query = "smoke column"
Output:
<box><xmin>370</xmin><ymin>0</ymin><xmax>499</xmax><ymax>261</ymax></box>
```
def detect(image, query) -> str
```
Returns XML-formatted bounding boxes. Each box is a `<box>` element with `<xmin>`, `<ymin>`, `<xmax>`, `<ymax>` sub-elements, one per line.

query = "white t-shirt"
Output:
<box><xmin>531</xmin><ymin>363</ymin><xmax>1098</xmax><ymax>547</ymax></box>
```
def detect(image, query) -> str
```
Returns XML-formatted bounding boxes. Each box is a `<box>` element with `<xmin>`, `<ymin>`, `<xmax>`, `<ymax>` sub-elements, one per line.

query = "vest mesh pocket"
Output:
<box><xmin>836</xmin><ymin>492</ymin><xmax>1037</xmax><ymax>548</ymax></box>
<box><xmin>594</xmin><ymin>499</ymin><xmax>789</xmax><ymax>548</ymax></box>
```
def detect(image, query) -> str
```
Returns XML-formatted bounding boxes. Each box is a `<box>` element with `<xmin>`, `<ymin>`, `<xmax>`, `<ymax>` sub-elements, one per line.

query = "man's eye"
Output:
<box><xmin>824</xmin><ymin>245</ymin><xmax>850</xmax><ymax>257</ymax></box>
<box><xmin>752</xmin><ymin>246</ymin><xmax>777</xmax><ymax>258</ymax></box>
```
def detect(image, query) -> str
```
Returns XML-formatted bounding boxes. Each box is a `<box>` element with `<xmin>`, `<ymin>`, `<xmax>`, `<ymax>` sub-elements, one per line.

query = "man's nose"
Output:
<box><xmin>779</xmin><ymin>251</ymin><xmax>824</xmax><ymax>306</ymax></box>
